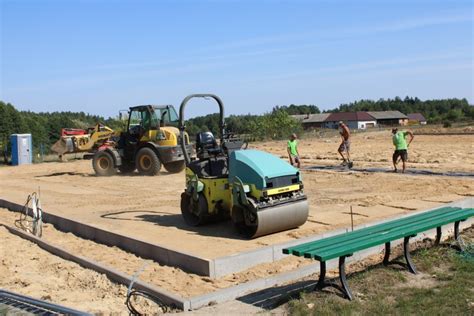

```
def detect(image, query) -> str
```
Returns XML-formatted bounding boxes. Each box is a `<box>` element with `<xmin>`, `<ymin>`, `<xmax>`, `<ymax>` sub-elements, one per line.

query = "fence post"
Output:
<box><xmin>40</xmin><ymin>144</ymin><xmax>44</xmax><ymax>162</ymax></box>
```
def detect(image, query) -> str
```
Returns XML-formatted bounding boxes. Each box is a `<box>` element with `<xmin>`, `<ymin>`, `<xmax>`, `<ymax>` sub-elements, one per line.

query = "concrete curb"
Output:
<box><xmin>0</xmin><ymin>198</ymin><xmax>213</xmax><ymax>277</ymax></box>
<box><xmin>2</xmin><ymin>197</ymin><xmax>473</xmax><ymax>279</ymax></box>
<box><xmin>1</xmin><ymin>223</ymin><xmax>190</xmax><ymax>310</ymax></box>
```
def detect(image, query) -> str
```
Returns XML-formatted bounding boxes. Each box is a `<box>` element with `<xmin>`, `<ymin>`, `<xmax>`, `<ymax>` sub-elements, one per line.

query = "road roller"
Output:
<box><xmin>178</xmin><ymin>94</ymin><xmax>309</xmax><ymax>238</ymax></box>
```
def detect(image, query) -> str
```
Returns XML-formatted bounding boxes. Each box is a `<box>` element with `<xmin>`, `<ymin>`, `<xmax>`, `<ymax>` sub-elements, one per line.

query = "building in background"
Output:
<box><xmin>324</xmin><ymin>112</ymin><xmax>377</xmax><ymax>129</ymax></box>
<box><xmin>367</xmin><ymin>111</ymin><xmax>408</xmax><ymax>126</ymax></box>
<box><xmin>292</xmin><ymin>113</ymin><xmax>330</xmax><ymax>129</ymax></box>
<box><xmin>407</xmin><ymin>113</ymin><xmax>427</xmax><ymax>125</ymax></box>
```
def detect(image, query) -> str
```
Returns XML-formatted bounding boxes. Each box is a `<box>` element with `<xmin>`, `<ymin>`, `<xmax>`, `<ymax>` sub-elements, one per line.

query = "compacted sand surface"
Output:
<box><xmin>0</xmin><ymin>132</ymin><xmax>472</xmax><ymax>258</ymax></box>
<box><xmin>0</xmin><ymin>130</ymin><xmax>473</xmax><ymax>311</ymax></box>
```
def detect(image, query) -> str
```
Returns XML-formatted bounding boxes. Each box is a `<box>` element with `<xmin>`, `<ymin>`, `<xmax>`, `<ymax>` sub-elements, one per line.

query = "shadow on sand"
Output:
<box><xmin>100</xmin><ymin>210</ymin><xmax>246</xmax><ymax>240</ymax></box>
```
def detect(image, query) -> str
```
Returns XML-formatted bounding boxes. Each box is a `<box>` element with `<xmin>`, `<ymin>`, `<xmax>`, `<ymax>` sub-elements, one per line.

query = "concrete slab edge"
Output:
<box><xmin>0</xmin><ymin>198</ymin><xmax>213</xmax><ymax>277</ymax></box>
<box><xmin>1</xmin><ymin>223</ymin><xmax>190</xmax><ymax>310</ymax></box>
<box><xmin>2</xmin><ymin>197</ymin><xmax>472</xmax><ymax>280</ymax></box>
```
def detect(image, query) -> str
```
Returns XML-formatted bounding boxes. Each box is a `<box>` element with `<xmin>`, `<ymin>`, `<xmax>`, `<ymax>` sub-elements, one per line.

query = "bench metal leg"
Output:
<box><xmin>314</xmin><ymin>257</ymin><xmax>353</xmax><ymax>300</ymax></box>
<box><xmin>316</xmin><ymin>261</ymin><xmax>326</xmax><ymax>289</ymax></box>
<box><xmin>383</xmin><ymin>242</ymin><xmax>391</xmax><ymax>265</ymax></box>
<box><xmin>435</xmin><ymin>226</ymin><xmax>442</xmax><ymax>245</ymax></box>
<box><xmin>435</xmin><ymin>222</ymin><xmax>465</xmax><ymax>251</ymax></box>
<box><xmin>453</xmin><ymin>221</ymin><xmax>465</xmax><ymax>251</ymax></box>
<box><xmin>339</xmin><ymin>256</ymin><xmax>353</xmax><ymax>300</ymax></box>
<box><xmin>404</xmin><ymin>236</ymin><xmax>417</xmax><ymax>274</ymax></box>
<box><xmin>454</xmin><ymin>221</ymin><xmax>460</xmax><ymax>240</ymax></box>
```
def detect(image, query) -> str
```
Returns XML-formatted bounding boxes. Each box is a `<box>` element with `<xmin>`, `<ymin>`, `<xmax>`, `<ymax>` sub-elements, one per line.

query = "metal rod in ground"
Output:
<box><xmin>350</xmin><ymin>206</ymin><xmax>354</xmax><ymax>231</ymax></box>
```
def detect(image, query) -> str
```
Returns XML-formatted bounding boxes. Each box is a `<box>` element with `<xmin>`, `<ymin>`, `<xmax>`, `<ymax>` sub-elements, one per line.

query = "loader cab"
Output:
<box><xmin>126</xmin><ymin>105</ymin><xmax>179</xmax><ymax>136</ymax></box>
<box><xmin>127</xmin><ymin>106</ymin><xmax>158</xmax><ymax>138</ymax></box>
<box><xmin>118</xmin><ymin>105</ymin><xmax>161</xmax><ymax>158</ymax></box>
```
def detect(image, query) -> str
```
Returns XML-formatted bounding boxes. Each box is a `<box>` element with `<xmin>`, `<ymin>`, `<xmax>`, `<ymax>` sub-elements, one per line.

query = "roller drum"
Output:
<box><xmin>249</xmin><ymin>198</ymin><xmax>309</xmax><ymax>238</ymax></box>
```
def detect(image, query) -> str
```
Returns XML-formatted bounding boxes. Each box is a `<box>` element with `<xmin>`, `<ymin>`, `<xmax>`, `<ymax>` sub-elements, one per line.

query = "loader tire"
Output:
<box><xmin>136</xmin><ymin>147</ymin><xmax>161</xmax><ymax>176</ymax></box>
<box><xmin>93</xmin><ymin>151</ymin><xmax>116</xmax><ymax>176</ymax></box>
<box><xmin>163</xmin><ymin>161</ymin><xmax>185</xmax><ymax>173</ymax></box>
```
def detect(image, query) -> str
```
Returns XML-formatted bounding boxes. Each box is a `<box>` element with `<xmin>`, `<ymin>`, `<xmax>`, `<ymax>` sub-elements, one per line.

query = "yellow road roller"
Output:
<box><xmin>178</xmin><ymin>94</ymin><xmax>309</xmax><ymax>238</ymax></box>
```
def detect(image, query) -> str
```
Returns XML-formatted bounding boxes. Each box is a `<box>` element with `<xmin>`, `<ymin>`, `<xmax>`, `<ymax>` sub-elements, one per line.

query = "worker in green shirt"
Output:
<box><xmin>392</xmin><ymin>128</ymin><xmax>414</xmax><ymax>173</ymax></box>
<box><xmin>287</xmin><ymin>133</ymin><xmax>300</xmax><ymax>168</ymax></box>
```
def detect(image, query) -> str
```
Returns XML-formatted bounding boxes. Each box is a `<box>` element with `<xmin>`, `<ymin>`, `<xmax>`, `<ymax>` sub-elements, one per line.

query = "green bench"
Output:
<box><xmin>283</xmin><ymin>206</ymin><xmax>474</xmax><ymax>300</ymax></box>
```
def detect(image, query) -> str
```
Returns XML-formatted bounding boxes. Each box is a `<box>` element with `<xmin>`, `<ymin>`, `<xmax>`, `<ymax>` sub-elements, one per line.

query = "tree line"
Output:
<box><xmin>1</xmin><ymin>97</ymin><xmax>472</xmax><ymax>159</ymax></box>
<box><xmin>0</xmin><ymin>101</ymin><xmax>122</xmax><ymax>157</ymax></box>
<box><xmin>331</xmin><ymin>96</ymin><xmax>474</xmax><ymax>123</ymax></box>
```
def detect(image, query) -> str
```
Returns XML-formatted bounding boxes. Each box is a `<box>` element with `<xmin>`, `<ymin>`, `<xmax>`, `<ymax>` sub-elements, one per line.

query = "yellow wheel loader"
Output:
<box><xmin>92</xmin><ymin>104</ymin><xmax>193</xmax><ymax>176</ymax></box>
<box><xmin>178</xmin><ymin>94</ymin><xmax>308</xmax><ymax>238</ymax></box>
<box><xmin>51</xmin><ymin>123</ymin><xmax>115</xmax><ymax>156</ymax></box>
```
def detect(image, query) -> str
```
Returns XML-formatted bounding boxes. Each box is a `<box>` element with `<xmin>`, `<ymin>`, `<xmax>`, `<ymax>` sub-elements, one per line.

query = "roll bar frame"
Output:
<box><xmin>178</xmin><ymin>94</ymin><xmax>225</xmax><ymax>165</ymax></box>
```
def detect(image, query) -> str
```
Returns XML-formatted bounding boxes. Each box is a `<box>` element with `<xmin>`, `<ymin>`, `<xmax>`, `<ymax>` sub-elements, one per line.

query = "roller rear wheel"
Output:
<box><xmin>180</xmin><ymin>192</ymin><xmax>209</xmax><ymax>226</ymax></box>
<box><xmin>164</xmin><ymin>161</ymin><xmax>185</xmax><ymax>173</ymax></box>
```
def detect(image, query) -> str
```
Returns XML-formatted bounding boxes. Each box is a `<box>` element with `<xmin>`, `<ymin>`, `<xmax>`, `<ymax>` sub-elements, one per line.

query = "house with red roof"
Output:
<box><xmin>324</xmin><ymin>111</ymin><xmax>377</xmax><ymax>129</ymax></box>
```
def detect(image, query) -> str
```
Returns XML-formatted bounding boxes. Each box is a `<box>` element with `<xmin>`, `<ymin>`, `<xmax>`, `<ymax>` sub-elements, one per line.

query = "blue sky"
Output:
<box><xmin>1</xmin><ymin>0</ymin><xmax>473</xmax><ymax>118</ymax></box>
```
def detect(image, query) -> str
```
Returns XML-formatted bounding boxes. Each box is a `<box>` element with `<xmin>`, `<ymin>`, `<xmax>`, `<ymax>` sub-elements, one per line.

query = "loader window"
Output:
<box><xmin>129</xmin><ymin>108</ymin><xmax>155</xmax><ymax>134</ymax></box>
<box><xmin>129</xmin><ymin>110</ymin><xmax>142</xmax><ymax>129</ymax></box>
<box><xmin>154</xmin><ymin>106</ymin><xmax>179</xmax><ymax>127</ymax></box>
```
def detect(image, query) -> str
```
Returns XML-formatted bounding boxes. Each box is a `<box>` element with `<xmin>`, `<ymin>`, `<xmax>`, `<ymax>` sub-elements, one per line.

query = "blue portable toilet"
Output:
<box><xmin>11</xmin><ymin>134</ymin><xmax>33</xmax><ymax>165</ymax></box>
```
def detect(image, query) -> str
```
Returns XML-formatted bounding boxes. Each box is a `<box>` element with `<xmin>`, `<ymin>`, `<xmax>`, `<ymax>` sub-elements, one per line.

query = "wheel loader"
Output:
<box><xmin>51</xmin><ymin>124</ymin><xmax>116</xmax><ymax>156</ymax></box>
<box><xmin>178</xmin><ymin>94</ymin><xmax>309</xmax><ymax>238</ymax></box>
<box><xmin>92</xmin><ymin>104</ymin><xmax>193</xmax><ymax>176</ymax></box>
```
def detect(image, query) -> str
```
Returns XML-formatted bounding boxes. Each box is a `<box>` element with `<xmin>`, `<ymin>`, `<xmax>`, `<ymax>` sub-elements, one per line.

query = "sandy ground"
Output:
<box><xmin>0</xmin><ymin>225</ymin><xmax>131</xmax><ymax>314</ymax></box>
<box><xmin>0</xmin><ymin>130</ymin><xmax>473</xmax><ymax>310</ymax></box>
<box><xmin>0</xmin><ymin>131</ymin><xmax>472</xmax><ymax>259</ymax></box>
<box><xmin>255</xmin><ymin>130</ymin><xmax>474</xmax><ymax>173</ymax></box>
<box><xmin>0</xmin><ymin>208</ymin><xmax>309</xmax><ymax>298</ymax></box>
<box><xmin>0</xmin><ymin>221</ymin><xmax>278</xmax><ymax>314</ymax></box>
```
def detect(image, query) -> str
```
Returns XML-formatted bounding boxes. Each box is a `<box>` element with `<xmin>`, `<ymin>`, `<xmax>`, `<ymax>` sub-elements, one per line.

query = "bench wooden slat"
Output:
<box><xmin>283</xmin><ymin>207</ymin><xmax>460</xmax><ymax>256</ymax></box>
<box><xmin>310</xmin><ymin>209</ymin><xmax>474</xmax><ymax>261</ymax></box>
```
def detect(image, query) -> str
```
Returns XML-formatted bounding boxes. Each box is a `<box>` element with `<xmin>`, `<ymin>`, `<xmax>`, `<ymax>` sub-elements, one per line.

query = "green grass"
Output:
<box><xmin>287</xmin><ymin>236</ymin><xmax>474</xmax><ymax>315</ymax></box>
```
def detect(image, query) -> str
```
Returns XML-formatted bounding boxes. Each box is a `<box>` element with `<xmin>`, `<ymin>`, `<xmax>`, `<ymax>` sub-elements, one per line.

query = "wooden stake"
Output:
<box><xmin>350</xmin><ymin>205</ymin><xmax>354</xmax><ymax>231</ymax></box>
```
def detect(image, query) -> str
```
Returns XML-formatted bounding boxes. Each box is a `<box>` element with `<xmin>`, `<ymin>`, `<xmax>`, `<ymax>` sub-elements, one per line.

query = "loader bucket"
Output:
<box><xmin>51</xmin><ymin>138</ymin><xmax>74</xmax><ymax>155</ymax></box>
